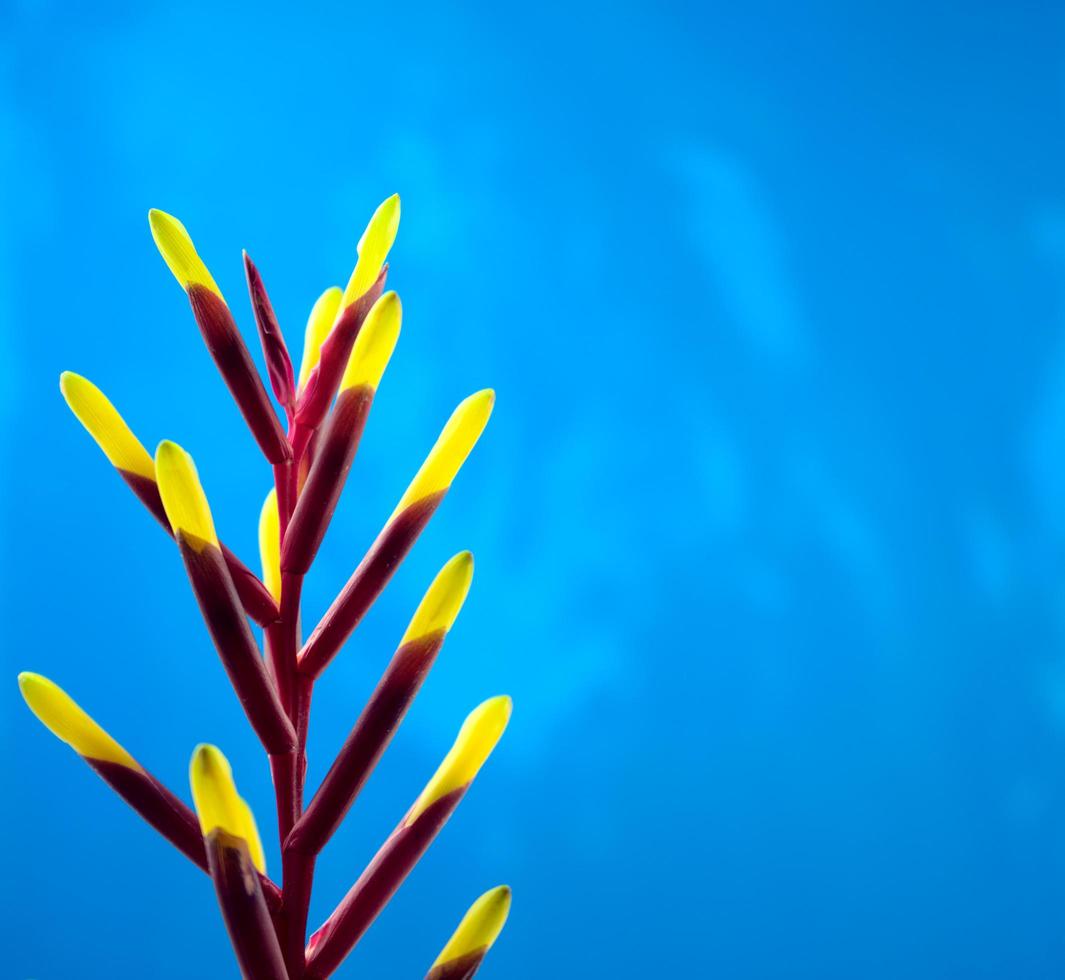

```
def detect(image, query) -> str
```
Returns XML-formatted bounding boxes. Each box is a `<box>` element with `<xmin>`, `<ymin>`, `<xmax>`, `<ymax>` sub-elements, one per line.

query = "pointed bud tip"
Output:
<box><xmin>190</xmin><ymin>741</ymin><xmax>225</xmax><ymax>774</ymax></box>
<box><xmin>339</xmin><ymin>290</ymin><xmax>403</xmax><ymax>393</ymax></box>
<box><xmin>401</xmin><ymin>551</ymin><xmax>475</xmax><ymax>644</ymax></box>
<box><xmin>432</xmin><ymin>885</ymin><xmax>512</xmax><ymax>969</ymax></box>
<box><xmin>154</xmin><ymin>440</ymin><xmax>218</xmax><ymax>547</ymax></box>
<box><xmin>189</xmin><ymin>743</ymin><xmax>266</xmax><ymax>872</ymax></box>
<box><xmin>19</xmin><ymin>671</ymin><xmax>139</xmax><ymax>769</ymax></box>
<box><xmin>59</xmin><ymin>372</ymin><xmax>155</xmax><ymax>480</ymax></box>
<box><xmin>148</xmin><ymin>208</ymin><xmax>222</xmax><ymax>298</ymax></box>
<box><xmin>345</xmin><ymin>194</ymin><xmax>402</xmax><ymax>306</ymax></box>
<box><xmin>470</xmin><ymin>388</ymin><xmax>496</xmax><ymax>409</ymax></box>
<box><xmin>391</xmin><ymin>389</ymin><xmax>496</xmax><ymax>520</ymax></box>
<box><xmin>18</xmin><ymin>670</ymin><xmax>43</xmax><ymax>697</ymax></box>
<box><xmin>406</xmin><ymin>695</ymin><xmax>512</xmax><ymax>825</ymax></box>
<box><xmin>298</xmin><ymin>286</ymin><xmax>345</xmax><ymax>389</ymax></box>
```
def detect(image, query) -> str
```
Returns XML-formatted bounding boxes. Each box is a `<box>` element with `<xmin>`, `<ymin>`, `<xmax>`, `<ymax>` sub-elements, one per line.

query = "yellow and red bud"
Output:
<box><xmin>154</xmin><ymin>440</ymin><xmax>219</xmax><ymax>548</ymax></box>
<box><xmin>190</xmin><ymin>745</ymin><xmax>287</xmax><ymax>979</ymax></box>
<box><xmin>148</xmin><ymin>208</ymin><xmax>223</xmax><ymax>298</ymax></box>
<box><xmin>426</xmin><ymin>886</ymin><xmax>511</xmax><ymax>980</ymax></box>
<box><xmin>407</xmin><ymin>695</ymin><xmax>511</xmax><ymax>826</ymax></box>
<box><xmin>154</xmin><ymin>442</ymin><xmax>295</xmax><ymax>754</ymax></box>
<box><xmin>341</xmin><ymin>194</ymin><xmax>400</xmax><ymax>308</ymax></box>
<box><xmin>299</xmin><ymin>392</ymin><xmax>493</xmax><ymax>679</ymax></box>
<box><xmin>19</xmin><ymin>673</ymin><xmax>209</xmax><ymax>868</ymax></box>
<box><xmin>390</xmin><ymin>389</ymin><xmax>495</xmax><ymax>522</ymax></box>
<box><xmin>402</xmin><ymin>551</ymin><xmax>474</xmax><ymax>645</ymax></box>
<box><xmin>60</xmin><ymin>372</ymin><xmax>155</xmax><ymax>481</ymax></box>
<box><xmin>189</xmin><ymin>744</ymin><xmax>266</xmax><ymax>873</ymax></box>
<box><xmin>339</xmin><ymin>290</ymin><xmax>402</xmax><ymax>394</ymax></box>
<box><xmin>19</xmin><ymin>672</ymin><xmax>139</xmax><ymax>771</ymax></box>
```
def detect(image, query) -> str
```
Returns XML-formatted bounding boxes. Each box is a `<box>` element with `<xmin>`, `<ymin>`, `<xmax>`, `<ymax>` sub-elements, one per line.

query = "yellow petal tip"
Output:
<box><xmin>258</xmin><ymin>488</ymin><xmax>281</xmax><ymax>602</ymax></box>
<box><xmin>407</xmin><ymin>695</ymin><xmax>511</xmax><ymax>824</ymax></box>
<box><xmin>343</xmin><ymin>194</ymin><xmax>402</xmax><ymax>307</ymax></box>
<box><xmin>154</xmin><ymin>440</ymin><xmax>218</xmax><ymax>547</ymax></box>
<box><xmin>189</xmin><ymin>744</ymin><xmax>266</xmax><ymax>872</ymax></box>
<box><xmin>148</xmin><ymin>208</ymin><xmax>222</xmax><ymax>297</ymax></box>
<box><xmin>18</xmin><ymin>672</ymin><xmax>139</xmax><ymax>770</ymax></box>
<box><xmin>59</xmin><ymin>372</ymin><xmax>156</xmax><ymax>481</ymax></box>
<box><xmin>391</xmin><ymin>389</ymin><xmax>495</xmax><ymax>520</ymax></box>
<box><xmin>340</xmin><ymin>291</ymin><xmax>402</xmax><ymax>393</ymax></box>
<box><xmin>401</xmin><ymin>551</ymin><xmax>474</xmax><ymax>644</ymax></box>
<box><xmin>298</xmin><ymin>286</ymin><xmax>344</xmax><ymax>389</ymax></box>
<box><xmin>432</xmin><ymin>885</ymin><xmax>512</xmax><ymax>969</ymax></box>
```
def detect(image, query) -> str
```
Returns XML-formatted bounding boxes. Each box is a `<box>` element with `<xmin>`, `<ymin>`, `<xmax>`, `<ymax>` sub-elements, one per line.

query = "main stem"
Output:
<box><xmin>274</xmin><ymin>434</ymin><xmax>316</xmax><ymax>978</ymax></box>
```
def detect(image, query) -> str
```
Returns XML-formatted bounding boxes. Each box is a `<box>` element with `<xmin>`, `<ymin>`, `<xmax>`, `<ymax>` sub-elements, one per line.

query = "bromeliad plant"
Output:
<box><xmin>18</xmin><ymin>196</ymin><xmax>512</xmax><ymax>979</ymax></box>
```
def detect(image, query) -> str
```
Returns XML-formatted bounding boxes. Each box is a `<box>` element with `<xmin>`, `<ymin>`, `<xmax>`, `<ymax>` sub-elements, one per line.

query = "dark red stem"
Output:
<box><xmin>287</xmin><ymin>632</ymin><xmax>445</xmax><ymax>857</ymax></box>
<box><xmin>188</xmin><ymin>284</ymin><xmax>292</xmax><ymax>464</ymax></box>
<box><xmin>282</xmin><ymin>385</ymin><xmax>373</xmax><ymax>576</ymax></box>
<box><xmin>178</xmin><ymin>534</ymin><xmax>295</xmax><ymax>754</ymax></box>
<box><xmin>304</xmin><ymin>789</ymin><xmax>466</xmax><ymax>979</ymax></box>
<box><xmin>298</xmin><ymin>492</ymin><xmax>444</xmax><ymax>680</ymax></box>
<box><xmin>206</xmin><ymin>830</ymin><xmax>290</xmax><ymax>980</ymax></box>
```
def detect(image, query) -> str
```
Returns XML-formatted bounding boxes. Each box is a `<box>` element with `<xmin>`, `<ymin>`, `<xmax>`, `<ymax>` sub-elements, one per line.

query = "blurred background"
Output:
<box><xmin>4</xmin><ymin>0</ymin><xmax>1065</xmax><ymax>976</ymax></box>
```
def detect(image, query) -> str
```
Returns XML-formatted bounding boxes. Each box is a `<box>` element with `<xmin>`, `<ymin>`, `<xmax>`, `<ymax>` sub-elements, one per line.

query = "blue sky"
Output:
<box><xmin>5</xmin><ymin>1</ymin><xmax>1065</xmax><ymax>976</ymax></box>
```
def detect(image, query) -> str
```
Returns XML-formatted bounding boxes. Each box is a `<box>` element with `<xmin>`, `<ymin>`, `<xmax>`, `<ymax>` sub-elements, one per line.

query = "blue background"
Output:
<box><xmin>5</xmin><ymin>0</ymin><xmax>1065</xmax><ymax>976</ymax></box>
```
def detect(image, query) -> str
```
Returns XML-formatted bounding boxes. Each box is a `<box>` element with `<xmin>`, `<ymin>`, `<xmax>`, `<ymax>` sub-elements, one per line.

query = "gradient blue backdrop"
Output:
<box><xmin>5</xmin><ymin>0</ymin><xmax>1065</xmax><ymax>976</ymax></box>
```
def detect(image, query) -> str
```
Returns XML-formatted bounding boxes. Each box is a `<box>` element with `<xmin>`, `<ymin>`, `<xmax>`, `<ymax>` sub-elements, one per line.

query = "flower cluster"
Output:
<box><xmin>19</xmin><ymin>196</ymin><xmax>511</xmax><ymax>978</ymax></box>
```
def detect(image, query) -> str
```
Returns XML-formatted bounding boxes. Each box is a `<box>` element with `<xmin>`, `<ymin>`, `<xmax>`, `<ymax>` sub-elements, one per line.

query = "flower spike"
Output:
<box><xmin>287</xmin><ymin>552</ymin><xmax>474</xmax><ymax>858</ymax></box>
<box><xmin>32</xmin><ymin>198</ymin><xmax>506</xmax><ymax>974</ymax></box>
<box><xmin>282</xmin><ymin>292</ymin><xmax>402</xmax><ymax>576</ymax></box>
<box><xmin>190</xmin><ymin>745</ymin><xmax>288</xmax><ymax>980</ymax></box>
<box><xmin>148</xmin><ymin>210</ymin><xmax>291</xmax><ymax>464</ymax></box>
<box><xmin>425</xmin><ymin>886</ymin><xmax>512</xmax><ymax>980</ymax></box>
<box><xmin>155</xmin><ymin>441</ymin><xmax>295</xmax><ymax>754</ymax></box>
<box><xmin>299</xmin><ymin>390</ymin><xmax>494</xmax><ymax>680</ymax></box>
<box><xmin>18</xmin><ymin>673</ymin><xmax>206</xmax><ymax>868</ymax></box>
<box><xmin>304</xmin><ymin>697</ymin><xmax>511</xmax><ymax>979</ymax></box>
<box><xmin>59</xmin><ymin>372</ymin><xmax>279</xmax><ymax>627</ymax></box>
<box><xmin>298</xmin><ymin>286</ymin><xmax>342</xmax><ymax>391</ymax></box>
